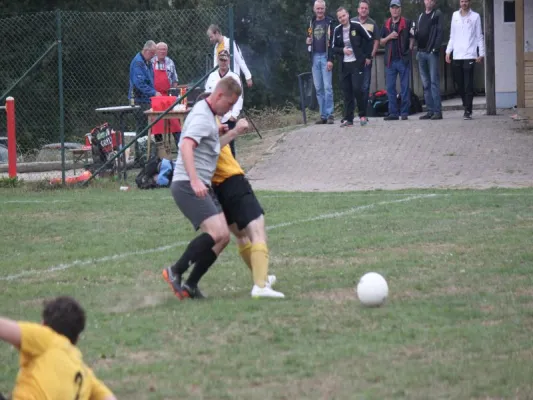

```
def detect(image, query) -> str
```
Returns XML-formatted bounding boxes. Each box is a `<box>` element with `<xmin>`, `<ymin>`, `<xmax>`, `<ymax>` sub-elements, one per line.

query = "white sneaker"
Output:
<box><xmin>251</xmin><ymin>285</ymin><xmax>285</xmax><ymax>299</ymax></box>
<box><xmin>267</xmin><ymin>275</ymin><xmax>277</xmax><ymax>287</ymax></box>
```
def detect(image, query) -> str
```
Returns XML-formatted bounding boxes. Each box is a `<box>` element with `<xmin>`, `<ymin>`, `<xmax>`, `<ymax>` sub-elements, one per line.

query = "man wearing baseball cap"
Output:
<box><xmin>205</xmin><ymin>50</ymin><xmax>243</xmax><ymax>157</ymax></box>
<box><xmin>380</xmin><ymin>0</ymin><xmax>415</xmax><ymax>120</ymax></box>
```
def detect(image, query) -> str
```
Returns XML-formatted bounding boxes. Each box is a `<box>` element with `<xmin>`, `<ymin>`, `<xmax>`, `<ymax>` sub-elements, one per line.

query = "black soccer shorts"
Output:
<box><xmin>213</xmin><ymin>174</ymin><xmax>264</xmax><ymax>230</ymax></box>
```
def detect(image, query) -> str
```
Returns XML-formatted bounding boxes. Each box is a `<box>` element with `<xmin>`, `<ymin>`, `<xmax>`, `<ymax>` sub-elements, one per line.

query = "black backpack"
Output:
<box><xmin>135</xmin><ymin>156</ymin><xmax>162</xmax><ymax>189</ymax></box>
<box><xmin>367</xmin><ymin>90</ymin><xmax>389</xmax><ymax>117</ymax></box>
<box><xmin>367</xmin><ymin>89</ymin><xmax>423</xmax><ymax>116</ymax></box>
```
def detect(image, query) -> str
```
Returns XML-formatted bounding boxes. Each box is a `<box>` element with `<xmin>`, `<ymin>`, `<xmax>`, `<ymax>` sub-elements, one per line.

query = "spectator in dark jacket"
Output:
<box><xmin>380</xmin><ymin>0</ymin><xmax>415</xmax><ymax>120</ymax></box>
<box><xmin>332</xmin><ymin>7</ymin><xmax>373</xmax><ymax>127</ymax></box>
<box><xmin>129</xmin><ymin>41</ymin><xmax>160</xmax><ymax>138</ymax></box>
<box><xmin>351</xmin><ymin>0</ymin><xmax>380</xmax><ymax>118</ymax></box>
<box><xmin>414</xmin><ymin>0</ymin><xmax>444</xmax><ymax>120</ymax></box>
<box><xmin>306</xmin><ymin>0</ymin><xmax>337</xmax><ymax>124</ymax></box>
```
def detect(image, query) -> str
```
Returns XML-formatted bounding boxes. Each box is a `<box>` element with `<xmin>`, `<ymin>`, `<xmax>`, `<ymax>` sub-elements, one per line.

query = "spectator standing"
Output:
<box><xmin>332</xmin><ymin>7</ymin><xmax>373</xmax><ymax>127</ymax></box>
<box><xmin>445</xmin><ymin>0</ymin><xmax>485</xmax><ymax>120</ymax></box>
<box><xmin>380</xmin><ymin>0</ymin><xmax>415</xmax><ymax>121</ymax></box>
<box><xmin>151</xmin><ymin>42</ymin><xmax>182</xmax><ymax>147</ymax></box>
<box><xmin>414</xmin><ymin>0</ymin><xmax>444</xmax><ymax>120</ymax></box>
<box><xmin>129</xmin><ymin>40</ymin><xmax>160</xmax><ymax>134</ymax></box>
<box><xmin>205</xmin><ymin>50</ymin><xmax>243</xmax><ymax>157</ymax></box>
<box><xmin>207</xmin><ymin>24</ymin><xmax>253</xmax><ymax>88</ymax></box>
<box><xmin>129</xmin><ymin>40</ymin><xmax>160</xmax><ymax>165</ymax></box>
<box><xmin>306</xmin><ymin>0</ymin><xmax>336</xmax><ymax>124</ymax></box>
<box><xmin>351</xmin><ymin>0</ymin><xmax>380</xmax><ymax>118</ymax></box>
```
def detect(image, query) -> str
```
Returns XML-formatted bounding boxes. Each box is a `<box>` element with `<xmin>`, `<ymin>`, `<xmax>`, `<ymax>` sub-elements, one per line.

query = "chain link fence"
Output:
<box><xmin>0</xmin><ymin>7</ymin><xmax>229</xmax><ymax>182</ymax></box>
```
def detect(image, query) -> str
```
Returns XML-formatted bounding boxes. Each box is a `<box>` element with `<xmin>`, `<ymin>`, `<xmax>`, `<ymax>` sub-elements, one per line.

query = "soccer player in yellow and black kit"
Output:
<box><xmin>0</xmin><ymin>296</ymin><xmax>116</xmax><ymax>400</ymax></box>
<box><xmin>212</xmin><ymin>140</ymin><xmax>285</xmax><ymax>298</ymax></box>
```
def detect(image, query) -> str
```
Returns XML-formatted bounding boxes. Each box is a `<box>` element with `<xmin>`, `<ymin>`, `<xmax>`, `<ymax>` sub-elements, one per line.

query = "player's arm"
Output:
<box><xmin>180</xmin><ymin>136</ymin><xmax>208</xmax><ymax>198</ymax></box>
<box><xmin>219</xmin><ymin>119</ymin><xmax>249</xmax><ymax>148</ymax></box>
<box><xmin>0</xmin><ymin>317</ymin><xmax>21</xmax><ymax>348</ymax></box>
<box><xmin>180</xmin><ymin>138</ymin><xmax>200</xmax><ymax>181</ymax></box>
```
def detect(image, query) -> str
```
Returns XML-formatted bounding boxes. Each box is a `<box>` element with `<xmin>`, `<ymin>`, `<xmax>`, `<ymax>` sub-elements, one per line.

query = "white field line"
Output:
<box><xmin>1</xmin><ymin>191</ymin><xmax>529</xmax><ymax>206</ymax></box>
<box><xmin>266</xmin><ymin>194</ymin><xmax>437</xmax><ymax>230</ymax></box>
<box><xmin>259</xmin><ymin>192</ymin><xmax>532</xmax><ymax>199</ymax></box>
<box><xmin>0</xmin><ymin>242</ymin><xmax>190</xmax><ymax>281</ymax></box>
<box><xmin>0</xmin><ymin>194</ymin><xmax>437</xmax><ymax>281</ymax></box>
<box><xmin>1</xmin><ymin>200</ymin><xmax>72</xmax><ymax>204</ymax></box>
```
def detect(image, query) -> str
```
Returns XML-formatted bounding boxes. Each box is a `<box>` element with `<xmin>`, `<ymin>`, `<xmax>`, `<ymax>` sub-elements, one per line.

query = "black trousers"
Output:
<box><xmin>452</xmin><ymin>59</ymin><xmax>476</xmax><ymax>113</ymax></box>
<box><xmin>225</xmin><ymin>119</ymin><xmax>237</xmax><ymax>157</ymax></box>
<box><xmin>341</xmin><ymin>61</ymin><xmax>366</xmax><ymax>122</ymax></box>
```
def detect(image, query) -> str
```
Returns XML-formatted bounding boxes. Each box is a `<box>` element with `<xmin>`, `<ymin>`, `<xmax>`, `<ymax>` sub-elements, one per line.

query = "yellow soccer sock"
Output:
<box><xmin>250</xmin><ymin>243</ymin><xmax>269</xmax><ymax>288</ymax></box>
<box><xmin>238</xmin><ymin>243</ymin><xmax>253</xmax><ymax>272</ymax></box>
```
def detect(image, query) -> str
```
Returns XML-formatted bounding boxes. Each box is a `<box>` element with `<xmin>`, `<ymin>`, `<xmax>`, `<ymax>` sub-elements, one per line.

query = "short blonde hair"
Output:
<box><xmin>207</xmin><ymin>24</ymin><xmax>221</xmax><ymax>35</ymax></box>
<box><xmin>215</xmin><ymin>76</ymin><xmax>242</xmax><ymax>97</ymax></box>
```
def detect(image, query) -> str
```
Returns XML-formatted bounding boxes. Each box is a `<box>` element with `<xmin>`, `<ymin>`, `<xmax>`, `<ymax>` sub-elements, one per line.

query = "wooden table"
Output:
<box><xmin>144</xmin><ymin>109</ymin><xmax>190</xmax><ymax>159</ymax></box>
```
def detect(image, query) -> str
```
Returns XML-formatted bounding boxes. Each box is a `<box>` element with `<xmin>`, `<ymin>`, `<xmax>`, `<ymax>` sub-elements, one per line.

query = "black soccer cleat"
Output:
<box><xmin>182</xmin><ymin>283</ymin><xmax>207</xmax><ymax>300</ymax></box>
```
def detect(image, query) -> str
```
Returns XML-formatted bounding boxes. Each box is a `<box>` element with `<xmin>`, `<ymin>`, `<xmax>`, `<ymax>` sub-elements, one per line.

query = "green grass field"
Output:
<box><xmin>1</xmin><ymin>186</ymin><xmax>533</xmax><ymax>399</ymax></box>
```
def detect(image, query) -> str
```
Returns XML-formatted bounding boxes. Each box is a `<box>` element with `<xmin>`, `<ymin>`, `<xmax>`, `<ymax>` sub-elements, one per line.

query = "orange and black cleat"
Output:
<box><xmin>162</xmin><ymin>267</ymin><xmax>189</xmax><ymax>300</ymax></box>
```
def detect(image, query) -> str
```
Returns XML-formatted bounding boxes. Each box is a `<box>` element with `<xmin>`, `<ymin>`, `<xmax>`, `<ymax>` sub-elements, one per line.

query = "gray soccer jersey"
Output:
<box><xmin>172</xmin><ymin>100</ymin><xmax>220</xmax><ymax>185</ymax></box>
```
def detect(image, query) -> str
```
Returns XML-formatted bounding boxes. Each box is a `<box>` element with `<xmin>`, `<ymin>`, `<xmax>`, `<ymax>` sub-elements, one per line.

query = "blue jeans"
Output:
<box><xmin>361</xmin><ymin>61</ymin><xmax>373</xmax><ymax>113</ymax></box>
<box><xmin>386</xmin><ymin>59</ymin><xmax>411</xmax><ymax>117</ymax></box>
<box><xmin>418</xmin><ymin>51</ymin><xmax>442</xmax><ymax>114</ymax></box>
<box><xmin>312</xmin><ymin>53</ymin><xmax>334</xmax><ymax>119</ymax></box>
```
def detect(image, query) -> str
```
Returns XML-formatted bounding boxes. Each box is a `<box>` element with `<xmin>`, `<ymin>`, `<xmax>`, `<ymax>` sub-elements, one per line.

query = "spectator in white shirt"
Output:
<box><xmin>207</xmin><ymin>25</ymin><xmax>253</xmax><ymax>88</ymax></box>
<box><xmin>205</xmin><ymin>50</ymin><xmax>243</xmax><ymax>157</ymax></box>
<box><xmin>445</xmin><ymin>0</ymin><xmax>485</xmax><ymax>120</ymax></box>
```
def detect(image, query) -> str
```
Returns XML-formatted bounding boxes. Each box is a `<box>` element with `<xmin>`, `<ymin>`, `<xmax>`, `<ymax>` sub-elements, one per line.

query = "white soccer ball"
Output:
<box><xmin>356</xmin><ymin>272</ymin><xmax>389</xmax><ymax>307</ymax></box>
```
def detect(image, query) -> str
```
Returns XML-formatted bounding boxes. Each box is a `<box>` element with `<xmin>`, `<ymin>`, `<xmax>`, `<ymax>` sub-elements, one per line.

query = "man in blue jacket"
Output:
<box><xmin>129</xmin><ymin>40</ymin><xmax>160</xmax><ymax>163</ymax></box>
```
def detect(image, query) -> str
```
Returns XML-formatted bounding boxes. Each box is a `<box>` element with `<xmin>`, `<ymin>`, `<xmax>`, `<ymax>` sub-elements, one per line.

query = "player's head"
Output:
<box><xmin>42</xmin><ymin>296</ymin><xmax>86</xmax><ymax>345</ymax></box>
<box><xmin>207</xmin><ymin>24</ymin><xmax>222</xmax><ymax>44</ymax></box>
<box><xmin>208</xmin><ymin>76</ymin><xmax>242</xmax><ymax>116</ymax></box>
<box><xmin>217</xmin><ymin>50</ymin><xmax>231</xmax><ymax>72</ymax></box>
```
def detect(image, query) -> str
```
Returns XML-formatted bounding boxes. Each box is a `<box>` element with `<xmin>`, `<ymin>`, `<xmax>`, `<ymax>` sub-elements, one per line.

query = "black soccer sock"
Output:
<box><xmin>185</xmin><ymin>249</ymin><xmax>217</xmax><ymax>288</ymax></box>
<box><xmin>171</xmin><ymin>233</ymin><xmax>215</xmax><ymax>275</ymax></box>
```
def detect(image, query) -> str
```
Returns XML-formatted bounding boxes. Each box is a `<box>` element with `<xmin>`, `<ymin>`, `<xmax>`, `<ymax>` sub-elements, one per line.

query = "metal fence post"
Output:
<box><xmin>56</xmin><ymin>9</ymin><xmax>65</xmax><ymax>185</ymax></box>
<box><xmin>229</xmin><ymin>5</ymin><xmax>234</xmax><ymax>71</ymax></box>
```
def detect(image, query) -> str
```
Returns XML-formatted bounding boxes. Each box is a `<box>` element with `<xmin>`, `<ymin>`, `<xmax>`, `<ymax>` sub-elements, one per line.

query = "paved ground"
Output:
<box><xmin>247</xmin><ymin>110</ymin><xmax>533</xmax><ymax>192</ymax></box>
